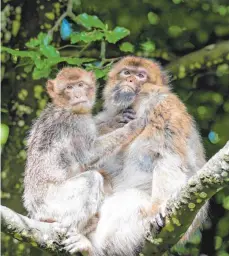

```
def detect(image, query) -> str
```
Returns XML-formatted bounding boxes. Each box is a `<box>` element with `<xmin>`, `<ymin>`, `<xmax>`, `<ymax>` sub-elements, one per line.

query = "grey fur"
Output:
<box><xmin>23</xmin><ymin>101</ymin><xmax>146</xmax><ymax>254</ymax></box>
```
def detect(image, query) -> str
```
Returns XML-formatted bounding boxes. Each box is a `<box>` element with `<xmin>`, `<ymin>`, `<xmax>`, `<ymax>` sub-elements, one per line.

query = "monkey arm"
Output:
<box><xmin>94</xmin><ymin>109</ymin><xmax>136</xmax><ymax>135</ymax></box>
<box><xmin>87</xmin><ymin>117</ymin><xmax>146</xmax><ymax>167</ymax></box>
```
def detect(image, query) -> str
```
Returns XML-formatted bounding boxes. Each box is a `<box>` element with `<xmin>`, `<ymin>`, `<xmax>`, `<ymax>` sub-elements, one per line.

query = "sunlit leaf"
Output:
<box><xmin>0</xmin><ymin>123</ymin><xmax>9</xmax><ymax>145</ymax></box>
<box><xmin>71</xmin><ymin>31</ymin><xmax>104</xmax><ymax>43</ymax></box>
<box><xmin>148</xmin><ymin>12</ymin><xmax>159</xmax><ymax>25</ymax></box>
<box><xmin>119</xmin><ymin>42</ymin><xmax>134</xmax><ymax>52</ymax></box>
<box><xmin>105</xmin><ymin>27</ymin><xmax>130</xmax><ymax>43</ymax></box>
<box><xmin>1</xmin><ymin>46</ymin><xmax>40</xmax><ymax>59</ymax></box>
<box><xmin>39</xmin><ymin>45</ymin><xmax>60</xmax><ymax>58</ymax></box>
<box><xmin>65</xmin><ymin>57</ymin><xmax>95</xmax><ymax>65</ymax></box>
<box><xmin>141</xmin><ymin>41</ymin><xmax>156</xmax><ymax>52</ymax></box>
<box><xmin>32</xmin><ymin>66</ymin><xmax>51</xmax><ymax>79</ymax></box>
<box><xmin>75</xmin><ymin>13</ymin><xmax>106</xmax><ymax>29</ymax></box>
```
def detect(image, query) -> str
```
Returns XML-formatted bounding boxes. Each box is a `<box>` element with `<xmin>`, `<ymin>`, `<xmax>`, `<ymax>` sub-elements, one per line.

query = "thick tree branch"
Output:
<box><xmin>0</xmin><ymin>206</ymin><xmax>68</xmax><ymax>254</ymax></box>
<box><xmin>165</xmin><ymin>41</ymin><xmax>229</xmax><ymax>80</ymax></box>
<box><xmin>1</xmin><ymin>141</ymin><xmax>229</xmax><ymax>255</ymax></box>
<box><xmin>142</xmin><ymin>140</ymin><xmax>229</xmax><ymax>256</ymax></box>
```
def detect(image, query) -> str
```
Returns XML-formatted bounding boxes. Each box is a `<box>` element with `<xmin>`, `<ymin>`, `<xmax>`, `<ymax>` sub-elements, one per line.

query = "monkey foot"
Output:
<box><xmin>62</xmin><ymin>233</ymin><xmax>92</xmax><ymax>255</ymax></box>
<box><xmin>52</xmin><ymin>222</ymin><xmax>68</xmax><ymax>238</ymax></box>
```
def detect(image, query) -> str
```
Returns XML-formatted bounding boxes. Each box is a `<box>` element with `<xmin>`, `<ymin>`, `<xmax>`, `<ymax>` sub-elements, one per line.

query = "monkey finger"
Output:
<box><xmin>64</xmin><ymin>243</ymin><xmax>78</xmax><ymax>253</ymax></box>
<box><xmin>62</xmin><ymin>235</ymin><xmax>80</xmax><ymax>246</ymax></box>
<box><xmin>122</xmin><ymin>112</ymin><xmax>136</xmax><ymax>120</ymax></box>
<box><xmin>69</xmin><ymin>246</ymin><xmax>91</xmax><ymax>255</ymax></box>
<box><xmin>123</xmin><ymin>108</ymin><xmax>136</xmax><ymax>115</ymax></box>
<box><xmin>155</xmin><ymin>213</ymin><xmax>165</xmax><ymax>231</ymax></box>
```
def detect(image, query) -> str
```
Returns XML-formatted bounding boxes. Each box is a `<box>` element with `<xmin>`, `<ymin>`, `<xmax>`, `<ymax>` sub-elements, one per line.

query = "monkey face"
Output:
<box><xmin>104</xmin><ymin>56</ymin><xmax>167</xmax><ymax>111</ymax></box>
<box><xmin>110</xmin><ymin>69</ymin><xmax>147</xmax><ymax>108</ymax></box>
<box><xmin>47</xmin><ymin>68</ymin><xmax>96</xmax><ymax>114</ymax></box>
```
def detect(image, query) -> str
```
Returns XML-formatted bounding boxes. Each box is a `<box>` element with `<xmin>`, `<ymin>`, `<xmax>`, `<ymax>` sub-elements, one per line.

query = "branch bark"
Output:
<box><xmin>1</xmin><ymin>206</ymin><xmax>68</xmax><ymax>254</ymax></box>
<box><xmin>165</xmin><ymin>41</ymin><xmax>229</xmax><ymax>80</ymax></box>
<box><xmin>142</xmin><ymin>140</ymin><xmax>229</xmax><ymax>255</ymax></box>
<box><xmin>1</xmin><ymin>141</ymin><xmax>229</xmax><ymax>255</ymax></box>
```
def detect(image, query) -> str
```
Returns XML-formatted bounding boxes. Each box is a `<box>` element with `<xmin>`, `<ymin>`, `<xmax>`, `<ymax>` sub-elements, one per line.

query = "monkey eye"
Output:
<box><xmin>123</xmin><ymin>70</ymin><xmax>130</xmax><ymax>75</ymax></box>
<box><xmin>78</xmin><ymin>82</ymin><xmax>84</xmax><ymax>87</ymax></box>
<box><xmin>137</xmin><ymin>73</ymin><xmax>145</xmax><ymax>79</ymax></box>
<box><xmin>67</xmin><ymin>85</ymin><xmax>73</xmax><ymax>89</ymax></box>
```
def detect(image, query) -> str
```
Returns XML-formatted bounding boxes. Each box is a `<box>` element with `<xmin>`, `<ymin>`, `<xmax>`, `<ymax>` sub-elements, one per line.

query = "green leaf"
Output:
<box><xmin>148</xmin><ymin>12</ymin><xmax>159</xmax><ymax>25</ymax></box>
<box><xmin>38</xmin><ymin>32</ymin><xmax>52</xmax><ymax>45</ymax></box>
<box><xmin>119</xmin><ymin>42</ymin><xmax>134</xmax><ymax>53</ymax></box>
<box><xmin>141</xmin><ymin>41</ymin><xmax>156</xmax><ymax>52</ymax></box>
<box><xmin>39</xmin><ymin>45</ymin><xmax>60</xmax><ymax>58</ymax></box>
<box><xmin>65</xmin><ymin>57</ymin><xmax>95</xmax><ymax>65</ymax></box>
<box><xmin>93</xmin><ymin>65</ymin><xmax>110</xmax><ymax>79</ymax></box>
<box><xmin>71</xmin><ymin>31</ymin><xmax>104</xmax><ymax>44</ymax></box>
<box><xmin>24</xmin><ymin>64</ymin><xmax>34</xmax><ymax>73</ymax></box>
<box><xmin>1</xmin><ymin>46</ymin><xmax>40</xmax><ymax>59</ymax></box>
<box><xmin>0</xmin><ymin>123</ymin><xmax>9</xmax><ymax>145</ymax></box>
<box><xmin>33</xmin><ymin>66</ymin><xmax>51</xmax><ymax>80</ymax></box>
<box><xmin>26</xmin><ymin>33</ymin><xmax>52</xmax><ymax>48</ymax></box>
<box><xmin>26</xmin><ymin>38</ymin><xmax>40</xmax><ymax>48</ymax></box>
<box><xmin>105</xmin><ymin>27</ymin><xmax>130</xmax><ymax>43</ymax></box>
<box><xmin>75</xmin><ymin>13</ymin><xmax>106</xmax><ymax>29</ymax></box>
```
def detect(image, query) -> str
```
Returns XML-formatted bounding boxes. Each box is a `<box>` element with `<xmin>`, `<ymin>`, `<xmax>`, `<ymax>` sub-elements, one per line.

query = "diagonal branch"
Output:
<box><xmin>1</xmin><ymin>141</ymin><xmax>229</xmax><ymax>255</ymax></box>
<box><xmin>165</xmin><ymin>41</ymin><xmax>229</xmax><ymax>80</ymax></box>
<box><xmin>0</xmin><ymin>206</ymin><xmax>68</xmax><ymax>254</ymax></box>
<box><xmin>142</xmin><ymin>140</ymin><xmax>229</xmax><ymax>255</ymax></box>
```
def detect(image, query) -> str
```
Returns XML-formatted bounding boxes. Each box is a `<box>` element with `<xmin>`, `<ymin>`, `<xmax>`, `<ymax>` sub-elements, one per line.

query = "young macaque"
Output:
<box><xmin>23</xmin><ymin>67</ymin><xmax>146</xmax><ymax>254</ymax></box>
<box><xmin>80</xmin><ymin>56</ymin><xmax>208</xmax><ymax>256</ymax></box>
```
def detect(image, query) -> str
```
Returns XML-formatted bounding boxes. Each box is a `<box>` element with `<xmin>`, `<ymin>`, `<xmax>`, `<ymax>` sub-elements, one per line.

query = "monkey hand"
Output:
<box><xmin>62</xmin><ymin>230</ymin><xmax>93</xmax><ymax>255</ymax></box>
<box><xmin>121</xmin><ymin>107</ymin><xmax>136</xmax><ymax>123</ymax></box>
<box><xmin>150</xmin><ymin>212</ymin><xmax>166</xmax><ymax>233</ymax></box>
<box><xmin>127</xmin><ymin>114</ymin><xmax>147</xmax><ymax>135</ymax></box>
<box><xmin>106</xmin><ymin>108</ymin><xmax>136</xmax><ymax>129</ymax></box>
<box><xmin>149</xmin><ymin>203</ymin><xmax>167</xmax><ymax>233</ymax></box>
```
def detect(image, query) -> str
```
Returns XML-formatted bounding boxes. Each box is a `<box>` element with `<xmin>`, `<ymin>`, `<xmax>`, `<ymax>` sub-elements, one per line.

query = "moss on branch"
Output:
<box><xmin>165</xmin><ymin>41</ymin><xmax>229</xmax><ymax>80</ymax></box>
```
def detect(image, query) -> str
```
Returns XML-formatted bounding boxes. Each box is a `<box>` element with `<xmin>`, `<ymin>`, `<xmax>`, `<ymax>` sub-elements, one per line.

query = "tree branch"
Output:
<box><xmin>1</xmin><ymin>206</ymin><xmax>68</xmax><ymax>254</ymax></box>
<box><xmin>1</xmin><ymin>141</ymin><xmax>229</xmax><ymax>255</ymax></box>
<box><xmin>142</xmin><ymin>140</ymin><xmax>229</xmax><ymax>255</ymax></box>
<box><xmin>165</xmin><ymin>41</ymin><xmax>229</xmax><ymax>80</ymax></box>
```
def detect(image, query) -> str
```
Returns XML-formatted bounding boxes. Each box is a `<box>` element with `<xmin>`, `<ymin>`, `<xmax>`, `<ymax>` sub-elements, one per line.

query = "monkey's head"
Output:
<box><xmin>47</xmin><ymin>67</ymin><xmax>96</xmax><ymax>114</ymax></box>
<box><xmin>104</xmin><ymin>56</ymin><xmax>168</xmax><ymax>110</ymax></box>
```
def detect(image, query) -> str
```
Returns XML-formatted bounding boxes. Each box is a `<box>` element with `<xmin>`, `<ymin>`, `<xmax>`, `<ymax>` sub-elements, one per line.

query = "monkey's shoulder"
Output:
<box><xmin>27</xmin><ymin>104</ymin><xmax>96</xmax><ymax>150</ymax></box>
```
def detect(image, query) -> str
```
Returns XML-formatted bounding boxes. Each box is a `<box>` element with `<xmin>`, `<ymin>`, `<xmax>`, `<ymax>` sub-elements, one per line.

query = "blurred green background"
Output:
<box><xmin>1</xmin><ymin>0</ymin><xmax>229</xmax><ymax>255</ymax></box>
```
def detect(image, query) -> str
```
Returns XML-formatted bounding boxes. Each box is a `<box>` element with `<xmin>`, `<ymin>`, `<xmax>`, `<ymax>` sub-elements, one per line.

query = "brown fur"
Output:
<box><xmin>98</xmin><ymin>169</ymin><xmax>113</xmax><ymax>195</ymax></box>
<box><xmin>46</xmin><ymin>67</ymin><xmax>96</xmax><ymax>113</ymax></box>
<box><xmin>95</xmin><ymin>56</ymin><xmax>207</xmax><ymax>249</ymax></box>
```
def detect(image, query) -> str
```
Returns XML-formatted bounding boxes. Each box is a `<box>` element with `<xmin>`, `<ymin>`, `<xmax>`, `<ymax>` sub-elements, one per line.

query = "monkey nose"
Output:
<box><xmin>126</xmin><ymin>77</ymin><xmax>135</xmax><ymax>83</ymax></box>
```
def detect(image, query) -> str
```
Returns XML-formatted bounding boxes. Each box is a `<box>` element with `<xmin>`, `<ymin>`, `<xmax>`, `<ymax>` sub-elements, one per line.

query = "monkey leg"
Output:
<box><xmin>55</xmin><ymin>171</ymin><xmax>106</xmax><ymax>255</ymax></box>
<box><xmin>89</xmin><ymin>189</ymin><xmax>152</xmax><ymax>256</ymax></box>
<box><xmin>36</xmin><ymin>171</ymin><xmax>104</xmax><ymax>229</ymax></box>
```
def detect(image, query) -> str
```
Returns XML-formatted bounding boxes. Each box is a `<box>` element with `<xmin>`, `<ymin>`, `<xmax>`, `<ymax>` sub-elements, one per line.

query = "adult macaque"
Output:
<box><xmin>23</xmin><ymin>67</ymin><xmax>146</xmax><ymax>254</ymax></box>
<box><xmin>83</xmin><ymin>56</ymin><xmax>208</xmax><ymax>256</ymax></box>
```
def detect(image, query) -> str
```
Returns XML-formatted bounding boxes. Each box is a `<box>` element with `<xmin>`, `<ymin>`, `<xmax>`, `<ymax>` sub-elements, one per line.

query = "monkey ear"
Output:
<box><xmin>89</xmin><ymin>71</ymin><xmax>96</xmax><ymax>81</ymax></box>
<box><xmin>46</xmin><ymin>80</ymin><xmax>55</xmax><ymax>98</ymax></box>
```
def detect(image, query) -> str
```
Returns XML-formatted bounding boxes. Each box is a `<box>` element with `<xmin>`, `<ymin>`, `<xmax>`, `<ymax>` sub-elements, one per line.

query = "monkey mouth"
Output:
<box><xmin>71</xmin><ymin>100</ymin><xmax>87</xmax><ymax>106</ymax></box>
<box><xmin>122</xmin><ymin>84</ymin><xmax>136</xmax><ymax>93</ymax></box>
